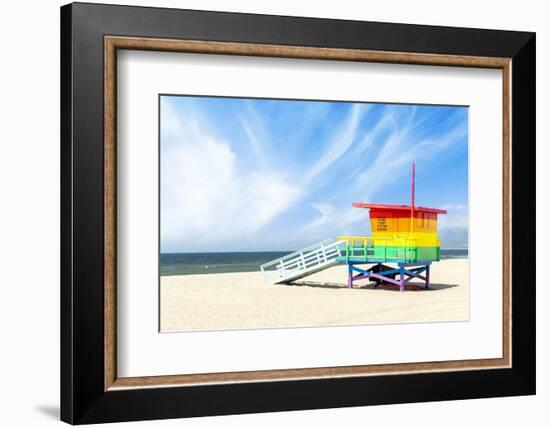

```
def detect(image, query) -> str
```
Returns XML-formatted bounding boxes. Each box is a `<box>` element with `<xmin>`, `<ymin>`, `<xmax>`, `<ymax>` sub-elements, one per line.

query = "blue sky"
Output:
<box><xmin>160</xmin><ymin>95</ymin><xmax>468</xmax><ymax>252</ymax></box>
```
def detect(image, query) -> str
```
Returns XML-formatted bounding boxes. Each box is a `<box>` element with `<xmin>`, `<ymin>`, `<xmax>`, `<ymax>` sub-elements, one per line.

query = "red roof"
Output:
<box><xmin>352</xmin><ymin>203</ymin><xmax>447</xmax><ymax>215</ymax></box>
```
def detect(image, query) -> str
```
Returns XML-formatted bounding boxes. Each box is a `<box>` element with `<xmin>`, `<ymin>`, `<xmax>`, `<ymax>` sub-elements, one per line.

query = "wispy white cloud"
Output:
<box><xmin>303</xmin><ymin>203</ymin><xmax>334</xmax><ymax>230</ymax></box>
<box><xmin>239</xmin><ymin>119</ymin><xmax>268</xmax><ymax>167</ymax></box>
<box><xmin>238</xmin><ymin>101</ymin><xmax>270</xmax><ymax>169</ymax></box>
<box><xmin>161</xmin><ymin>101</ymin><xmax>301</xmax><ymax>252</ymax></box>
<box><xmin>352</xmin><ymin>110</ymin><xmax>393</xmax><ymax>156</ymax></box>
<box><xmin>305</xmin><ymin>103</ymin><xmax>369</xmax><ymax>182</ymax></box>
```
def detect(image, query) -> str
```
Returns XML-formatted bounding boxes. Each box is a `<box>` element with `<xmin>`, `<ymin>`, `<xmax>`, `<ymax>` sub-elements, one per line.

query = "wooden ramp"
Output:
<box><xmin>260</xmin><ymin>239</ymin><xmax>344</xmax><ymax>284</ymax></box>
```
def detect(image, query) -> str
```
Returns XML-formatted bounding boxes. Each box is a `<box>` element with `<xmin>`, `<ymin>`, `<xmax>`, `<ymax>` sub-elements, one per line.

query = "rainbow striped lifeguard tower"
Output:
<box><xmin>260</xmin><ymin>163</ymin><xmax>447</xmax><ymax>291</ymax></box>
<box><xmin>336</xmin><ymin>163</ymin><xmax>446</xmax><ymax>290</ymax></box>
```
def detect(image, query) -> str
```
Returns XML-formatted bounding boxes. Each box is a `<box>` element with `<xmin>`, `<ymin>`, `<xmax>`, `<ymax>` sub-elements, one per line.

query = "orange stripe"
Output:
<box><xmin>370</xmin><ymin>217</ymin><xmax>438</xmax><ymax>234</ymax></box>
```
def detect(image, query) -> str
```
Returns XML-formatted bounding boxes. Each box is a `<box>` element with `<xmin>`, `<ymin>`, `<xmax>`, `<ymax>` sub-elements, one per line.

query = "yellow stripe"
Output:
<box><xmin>371</xmin><ymin>231</ymin><xmax>439</xmax><ymax>243</ymax></box>
<box><xmin>338</xmin><ymin>234</ymin><xmax>440</xmax><ymax>248</ymax></box>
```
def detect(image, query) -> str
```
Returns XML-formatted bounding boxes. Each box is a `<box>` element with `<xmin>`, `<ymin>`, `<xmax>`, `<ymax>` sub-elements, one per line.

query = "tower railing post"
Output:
<box><xmin>261</xmin><ymin>265</ymin><xmax>266</xmax><ymax>284</ymax></box>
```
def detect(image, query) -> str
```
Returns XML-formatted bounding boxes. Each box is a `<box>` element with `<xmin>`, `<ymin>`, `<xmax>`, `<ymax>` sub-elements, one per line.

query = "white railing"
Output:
<box><xmin>260</xmin><ymin>239</ymin><xmax>344</xmax><ymax>284</ymax></box>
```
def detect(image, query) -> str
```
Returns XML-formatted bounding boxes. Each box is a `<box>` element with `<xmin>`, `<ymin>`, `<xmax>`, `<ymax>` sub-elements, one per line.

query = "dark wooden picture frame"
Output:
<box><xmin>61</xmin><ymin>2</ymin><xmax>535</xmax><ymax>424</ymax></box>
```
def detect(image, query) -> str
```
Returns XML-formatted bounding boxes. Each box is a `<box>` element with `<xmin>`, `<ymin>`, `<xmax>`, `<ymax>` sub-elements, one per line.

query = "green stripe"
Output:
<box><xmin>338</xmin><ymin>245</ymin><xmax>440</xmax><ymax>263</ymax></box>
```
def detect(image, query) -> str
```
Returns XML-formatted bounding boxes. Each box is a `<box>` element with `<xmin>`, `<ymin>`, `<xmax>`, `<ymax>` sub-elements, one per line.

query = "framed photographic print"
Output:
<box><xmin>60</xmin><ymin>2</ymin><xmax>535</xmax><ymax>424</ymax></box>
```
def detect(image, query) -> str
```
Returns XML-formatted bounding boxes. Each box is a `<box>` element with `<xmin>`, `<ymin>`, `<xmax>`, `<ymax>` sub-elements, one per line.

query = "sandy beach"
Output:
<box><xmin>160</xmin><ymin>259</ymin><xmax>469</xmax><ymax>332</ymax></box>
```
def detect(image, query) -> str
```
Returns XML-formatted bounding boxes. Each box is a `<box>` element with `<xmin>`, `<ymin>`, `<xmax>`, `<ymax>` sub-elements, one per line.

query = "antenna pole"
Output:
<box><xmin>412</xmin><ymin>161</ymin><xmax>415</xmax><ymax>209</ymax></box>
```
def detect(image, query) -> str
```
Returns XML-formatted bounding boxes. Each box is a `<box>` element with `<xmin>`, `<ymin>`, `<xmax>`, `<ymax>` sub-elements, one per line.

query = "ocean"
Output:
<box><xmin>160</xmin><ymin>249</ymin><xmax>468</xmax><ymax>276</ymax></box>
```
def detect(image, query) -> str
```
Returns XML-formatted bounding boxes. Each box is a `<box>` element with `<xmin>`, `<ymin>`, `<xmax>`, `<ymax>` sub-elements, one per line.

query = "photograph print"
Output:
<box><xmin>159</xmin><ymin>94</ymin><xmax>469</xmax><ymax>333</ymax></box>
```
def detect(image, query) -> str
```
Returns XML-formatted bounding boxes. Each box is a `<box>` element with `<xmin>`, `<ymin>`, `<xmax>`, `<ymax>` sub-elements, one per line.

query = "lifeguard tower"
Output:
<box><xmin>260</xmin><ymin>163</ymin><xmax>447</xmax><ymax>291</ymax></box>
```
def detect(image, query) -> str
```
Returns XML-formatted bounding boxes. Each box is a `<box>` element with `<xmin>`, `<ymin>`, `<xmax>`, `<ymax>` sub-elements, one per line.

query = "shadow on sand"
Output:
<box><xmin>285</xmin><ymin>281</ymin><xmax>459</xmax><ymax>292</ymax></box>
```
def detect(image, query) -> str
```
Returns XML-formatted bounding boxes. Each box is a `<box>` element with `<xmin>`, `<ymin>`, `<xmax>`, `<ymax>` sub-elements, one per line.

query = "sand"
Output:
<box><xmin>160</xmin><ymin>259</ymin><xmax>469</xmax><ymax>332</ymax></box>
